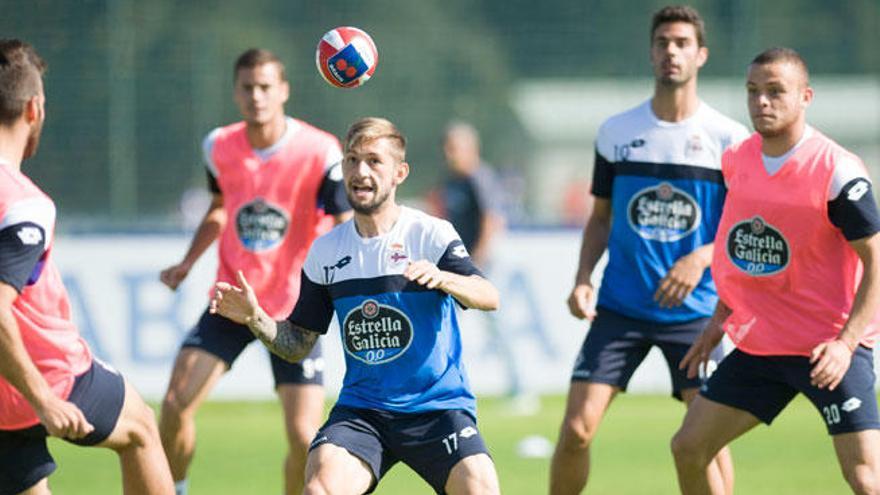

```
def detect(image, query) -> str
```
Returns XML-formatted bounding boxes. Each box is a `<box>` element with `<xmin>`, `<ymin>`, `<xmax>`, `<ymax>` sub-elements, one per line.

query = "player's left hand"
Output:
<box><xmin>654</xmin><ymin>252</ymin><xmax>706</xmax><ymax>308</ymax></box>
<box><xmin>679</xmin><ymin>321</ymin><xmax>724</xmax><ymax>379</ymax></box>
<box><xmin>809</xmin><ymin>339</ymin><xmax>855</xmax><ymax>390</ymax></box>
<box><xmin>404</xmin><ymin>260</ymin><xmax>449</xmax><ymax>290</ymax></box>
<box><xmin>210</xmin><ymin>270</ymin><xmax>260</xmax><ymax>325</ymax></box>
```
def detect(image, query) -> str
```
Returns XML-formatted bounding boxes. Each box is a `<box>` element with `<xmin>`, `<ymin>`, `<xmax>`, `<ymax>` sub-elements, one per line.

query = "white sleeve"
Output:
<box><xmin>829</xmin><ymin>155</ymin><xmax>871</xmax><ymax>200</ymax></box>
<box><xmin>202</xmin><ymin>128</ymin><xmax>223</xmax><ymax>178</ymax></box>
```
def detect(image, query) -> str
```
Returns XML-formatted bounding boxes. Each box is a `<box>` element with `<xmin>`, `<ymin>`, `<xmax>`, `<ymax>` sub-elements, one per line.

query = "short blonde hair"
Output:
<box><xmin>344</xmin><ymin>117</ymin><xmax>406</xmax><ymax>162</ymax></box>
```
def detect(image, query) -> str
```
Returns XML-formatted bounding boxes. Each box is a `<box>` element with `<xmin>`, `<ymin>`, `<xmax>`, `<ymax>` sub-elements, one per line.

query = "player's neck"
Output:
<box><xmin>761</xmin><ymin>119</ymin><xmax>807</xmax><ymax>157</ymax></box>
<box><xmin>0</xmin><ymin>130</ymin><xmax>26</xmax><ymax>170</ymax></box>
<box><xmin>245</xmin><ymin>115</ymin><xmax>287</xmax><ymax>150</ymax></box>
<box><xmin>354</xmin><ymin>202</ymin><xmax>401</xmax><ymax>238</ymax></box>
<box><xmin>651</xmin><ymin>82</ymin><xmax>700</xmax><ymax>123</ymax></box>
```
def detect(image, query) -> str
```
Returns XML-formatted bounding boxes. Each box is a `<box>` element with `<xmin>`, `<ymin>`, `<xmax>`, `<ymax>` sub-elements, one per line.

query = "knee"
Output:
<box><xmin>160</xmin><ymin>389</ymin><xmax>194</xmax><ymax>425</ymax></box>
<box><xmin>843</xmin><ymin>464</ymin><xmax>880</xmax><ymax>495</ymax></box>
<box><xmin>670</xmin><ymin>427</ymin><xmax>711</xmax><ymax>467</ymax></box>
<box><xmin>303</xmin><ymin>476</ymin><xmax>331</xmax><ymax>495</ymax></box>
<box><xmin>557</xmin><ymin>415</ymin><xmax>599</xmax><ymax>452</ymax></box>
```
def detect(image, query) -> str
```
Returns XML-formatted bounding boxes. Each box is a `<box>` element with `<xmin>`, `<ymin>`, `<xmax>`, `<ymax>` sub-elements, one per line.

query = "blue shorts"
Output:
<box><xmin>702</xmin><ymin>347</ymin><xmax>880</xmax><ymax>435</ymax></box>
<box><xmin>0</xmin><ymin>359</ymin><xmax>125</xmax><ymax>495</ymax></box>
<box><xmin>572</xmin><ymin>306</ymin><xmax>722</xmax><ymax>399</ymax></box>
<box><xmin>310</xmin><ymin>405</ymin><xmax>490</xmax><ymax>494</ymax></box>
<box><xmin>181</xmin><ymin>310</ymin><xmax>323</xmax><ymax>386</ymax></box>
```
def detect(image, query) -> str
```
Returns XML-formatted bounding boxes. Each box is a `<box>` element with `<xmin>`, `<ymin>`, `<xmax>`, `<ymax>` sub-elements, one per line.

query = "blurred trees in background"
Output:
<box><xmin>3</xmin><ymin>0</ymin><xmax>877</xmax><ymax>228</ymax></box>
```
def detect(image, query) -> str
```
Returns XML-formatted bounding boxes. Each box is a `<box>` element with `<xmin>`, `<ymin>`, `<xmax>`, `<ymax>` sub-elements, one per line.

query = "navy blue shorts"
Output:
<box><xmin>702</xmin><ymin>347</ymin><xmax>880</xmax><ymax>435</ymax></box>
<box><xmin>572</xmin><ymin>307</ymin><xmax>722</xmax><ymax>399</ymax></box>
<box><xmin>181</xmin><ymin>310</ymin><xmax>323</xmax><ymax>386</ymax></box>
<box><xmin>0</xmin><ymin>359</ymin><xmax>125</xmax><ymax>495</ymax></box>
<box><xmin>309</xmin><ymin>405</ymin><xmax>490</xmax><ymax>494</ymax></box>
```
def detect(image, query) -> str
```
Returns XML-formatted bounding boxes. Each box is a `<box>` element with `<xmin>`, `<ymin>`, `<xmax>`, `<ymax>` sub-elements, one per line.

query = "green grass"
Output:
<box><xmin>45</xmin><ymin>394</ymin><xmax>849</xmax><ymax>494</ymax></box>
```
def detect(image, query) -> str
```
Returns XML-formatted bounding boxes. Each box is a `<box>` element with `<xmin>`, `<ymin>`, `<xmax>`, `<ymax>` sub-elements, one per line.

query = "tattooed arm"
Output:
<box><xmin>211</xmin><ymin>270</ymin><xmax>319</xmax><ymax>363</ymax></box>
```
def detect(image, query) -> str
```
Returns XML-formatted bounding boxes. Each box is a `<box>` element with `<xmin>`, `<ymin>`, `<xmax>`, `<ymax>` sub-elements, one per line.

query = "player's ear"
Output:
<box><xmin>24</xmin><ymin>94</ymin><xmax>43</xmax><ymax>125</ymax></box>
<box><xmin>801</xmin><ymin>85</ymin><xmax>814</xmax><ymax>108</ymax></box>
<box><xmin>394</xmin><ymin>161</ymin><xmax>410</xmax><ymax>185</ymax></box>
<box><xmin>696</xmin><ymin>46</ymin><xmax>708</xmax><ymax>69</ymax></box>
<box><xmin>281</xmin><ymin>80</ymin><xmax>290</xmax><ymax>104</ymax></box>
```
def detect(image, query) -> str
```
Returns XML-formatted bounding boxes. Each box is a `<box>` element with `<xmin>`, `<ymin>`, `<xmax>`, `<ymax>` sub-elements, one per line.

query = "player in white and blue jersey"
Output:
<box><xmin>550</xmin><ymin>6</ymin><xmax>750</xmax><ymax>495</ymax></box>
<box><xmin>210</xmin><ymin>117</ymin><xmax>501</xmax><ymax>495</ymax></box>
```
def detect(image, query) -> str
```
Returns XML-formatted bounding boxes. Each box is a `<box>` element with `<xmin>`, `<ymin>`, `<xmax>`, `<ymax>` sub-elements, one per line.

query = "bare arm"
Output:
<box><xmin>810</xmin><ymin>233</ymin><xmax>880</xmax><ymax>390</ymax></box>
<box><xmin>160</xmin><ymin>192</ymin><xmax>225</xmax><ymax>290</ymax></box>
<box><xmin>567</xmin><ymin>198</ymin><xmax>612</xmax><ymax>320</ymax></box>
<box><xmin>0</xmin><ymin>283</ymin><xmax>93</xmax><ymax>438</ymax></box>
<box><xmin>404</xmin><ymin>261</ymin><xmax>500</xmax><ymax>311</ymax></box>
<box><xmin>210</xmin><ymin>271</ymin><xmax>320</xmax><ymax>362</ymax></box>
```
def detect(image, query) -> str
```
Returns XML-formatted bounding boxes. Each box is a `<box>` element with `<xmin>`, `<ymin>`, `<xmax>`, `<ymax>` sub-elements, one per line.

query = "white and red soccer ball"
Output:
<box><xmin>315</xmin><ymin>27</ymin><xmax>378</xmax><ymax>89</ymax></box>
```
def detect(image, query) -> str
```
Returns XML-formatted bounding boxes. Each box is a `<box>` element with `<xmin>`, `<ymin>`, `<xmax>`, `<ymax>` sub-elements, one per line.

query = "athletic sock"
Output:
<box><xmin>174</xmin><ymin>479</ymin><xmax>188</xmax><ymax>495</ymax></box>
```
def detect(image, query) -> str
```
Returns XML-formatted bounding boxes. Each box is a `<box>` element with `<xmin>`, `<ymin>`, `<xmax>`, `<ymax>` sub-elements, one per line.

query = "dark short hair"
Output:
<box><xmin>0</xmin><ymin>39</ymin><xmax>46</xmax><ymax>126</ymax></box>
<box><xmin>750</xmin><ymin>47</ymin><xmax>810</xmax><ymax>84</ymax></box>
<box><xmin>651</xmin><ymin>5</ymin><xmax>707</xmax><ymax>47</ymax></box>
<box><xmin>233</xmin><ymin>48</ymin><xmax>287</xmax><ymax>82</ymax></box>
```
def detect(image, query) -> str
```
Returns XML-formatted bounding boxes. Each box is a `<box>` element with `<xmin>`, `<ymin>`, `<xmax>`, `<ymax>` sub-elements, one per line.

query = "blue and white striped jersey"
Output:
<box><xmin>592</xmin><ymin>100</ymin><xmax>750</xmax><ymax>323</ymax></box>
<box><xmin>288</xmin><ymin>206</ymin><xmax>482</xmax><ymax>415</ymax></box>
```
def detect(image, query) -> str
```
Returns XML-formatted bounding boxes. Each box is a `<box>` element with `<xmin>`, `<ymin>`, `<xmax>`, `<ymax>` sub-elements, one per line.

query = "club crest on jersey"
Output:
<box><xmin>388</xmin><ymin>243</ymin><xmax>408</xmax><ymax>265</ymax></box>
<box><xmin>726</xmin><ymin>216</ymin><xmax>790</xmax><ymax>276</ymax></box>
<box><xmin>235</xmin><ymin>198</ymin><xmax>290</xmax><ymax>252</ymax></box>
<box><xmin>627</xmin><ymin>182</ymin><xmax>700</xmax><ymax>242</ymax></box>
<box><xmin>342</xmin><ymin>299</ymin><xmax>413</xmax><ymax>365</ymax></box>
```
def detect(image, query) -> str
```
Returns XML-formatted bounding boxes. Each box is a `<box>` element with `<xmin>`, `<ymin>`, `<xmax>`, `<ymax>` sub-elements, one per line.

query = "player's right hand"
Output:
<box><xmin>35</xmin><ymin>395</ymin><xmax>94</xmax><ymax>440</ymax></box>
<box><xmin>160</xmin><ymin>262</ymin><xmax>191</xmax><ymax>290</ymax></box>
<box><xmin>680</xmin><ymin>322</ymin><xmax>724</xmax><ymax>379</ymax></box>
<box><xmin>210</xmin><ymin>270</ymin><xmax>260</xmax><ymax>325</ymax></box>
<box><xmin>567</xmin><ymin>283</ymin><xmax>597</xmax><ymax>321</ymax></box>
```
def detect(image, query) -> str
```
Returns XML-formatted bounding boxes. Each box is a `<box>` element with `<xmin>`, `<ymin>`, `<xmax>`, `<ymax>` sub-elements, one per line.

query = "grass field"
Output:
<box><xmin>45</xmin><ymin>394</ymin><xmax>851</xmax><ymax>494</ymax></box>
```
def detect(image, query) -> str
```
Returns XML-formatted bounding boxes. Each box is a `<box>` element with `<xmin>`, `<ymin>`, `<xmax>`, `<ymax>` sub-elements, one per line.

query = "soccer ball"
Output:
<box><xmin>315</xmin><ymin>27</ymin><xmax>378</xmax><ymax>89</ymax></box>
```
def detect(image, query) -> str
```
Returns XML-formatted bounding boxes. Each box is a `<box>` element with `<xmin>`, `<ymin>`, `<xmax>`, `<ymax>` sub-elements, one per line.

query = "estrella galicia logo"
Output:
<box><xmin>235</xmin><ymin>198</ymin><xmax>289</xmax><ymax>252</ymax></box>
<box><xmin>726</xmin><ymin>216</ymin><xmax>790</xmax><ymax>276</ymax></box>
<box><xmin>342</xmin><ymin>299</ymin><xmax>413</xmax><ymax>365</ymax></box>
<box><xmin>627</xmin><ymin>182</ymin><xmax>701</xmax><ymax>242</ymax></box>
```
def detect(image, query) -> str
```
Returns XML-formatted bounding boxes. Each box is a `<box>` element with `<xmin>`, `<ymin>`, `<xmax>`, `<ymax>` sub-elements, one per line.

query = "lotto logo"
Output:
<box><xmin>460</xmin><ymin>426</ymin><xmax>478</xmax><ymax>439</ymax></box>
<box><xmin>452</xmin><ymin>245</ymin><xmax>469</xmax><ymax>258</ymax></box>
<box><xmin>17</xmin><ymin>226</ymin><xmax>42</xmax><ymax>245</ymax></box>
<box><xmin>841</xmin><ymin>397</ymin><xmax>862</xmax><ymax>413</ymax></box>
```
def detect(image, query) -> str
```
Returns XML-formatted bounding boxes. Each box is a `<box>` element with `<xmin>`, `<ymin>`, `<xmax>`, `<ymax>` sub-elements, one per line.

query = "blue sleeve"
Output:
<box><xmin>591</xmin><ymin>148</ymin><xmax>614</xmax><ymax>198</ymax></box>
<box><xmin>828</xmin><ymin>178</ymin><xmax>880</xmax><ymax>241</ymax></box>
<box><xmin>0</xmin><ymin>222</ymin><xmax>47</xmax><ymax>292</ymax></box>
<box><xmin>437</xmin><ymin>240</ymin><xmax>483</xmax><ymax>278</ymax></box>
<box><xmin>287</xmin><ymin>271</ymin><xmax>335</xmax><ymax>334</ymax></box>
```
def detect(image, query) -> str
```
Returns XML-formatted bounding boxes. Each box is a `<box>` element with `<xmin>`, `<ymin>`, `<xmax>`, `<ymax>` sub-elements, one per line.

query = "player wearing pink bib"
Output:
<box><xmin>0</xmin><ymin>39</ymin><xmax>172</xmax><ymax>495</ymax></box>
<box><xmin>158</xmin><ymin>49</ymin><xmax>350</xmax><ymax>495</ymax></box>
<box><xmin>673</xmin><ymin>48</ymin><xmax>880</xmax><ymax>494</ymax></box>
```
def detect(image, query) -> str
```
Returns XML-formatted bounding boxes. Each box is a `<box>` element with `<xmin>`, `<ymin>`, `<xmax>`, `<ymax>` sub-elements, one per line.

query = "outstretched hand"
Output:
<box><xmin>210</xmin><ymin>270</ymin><xmax>260</xmax><ymax>325</ymax></box>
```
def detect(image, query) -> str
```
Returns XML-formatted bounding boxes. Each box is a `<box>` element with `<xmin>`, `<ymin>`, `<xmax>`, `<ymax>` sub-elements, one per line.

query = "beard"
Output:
<box><xmin>346</xmin><ymin>186</ymin><xmax>392</xmax><ymax>215</ymax></box>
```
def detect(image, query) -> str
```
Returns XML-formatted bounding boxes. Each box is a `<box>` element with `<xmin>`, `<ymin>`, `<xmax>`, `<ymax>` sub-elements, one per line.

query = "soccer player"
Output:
<box><xmin>0</xmin><ymin>39</ymin><xmax>174</xmax><ymax>495</ymax></box>
<box><xmin>157</xmin><ymin>48</ymin><xmax>351</xmax><ymax>495</ymax></box>
<box><xmin>550</xmin><ymin>6</ymin><xmax>749</xmax><ymax>494</ymax></box>
<box><xmin>211</xmin><ymin>117</ymin><xmax>501</xmax><ymax>494</ymax></box>
<box><xmin>672</xmin><ymin>47</ymin><xmax>880</xmax><ymax>494</ymax></box>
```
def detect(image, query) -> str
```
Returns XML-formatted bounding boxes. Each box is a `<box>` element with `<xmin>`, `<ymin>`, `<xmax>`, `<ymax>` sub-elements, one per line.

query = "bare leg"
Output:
<box><xmin>549</xmin><ymin>381</ymin><xmax>617</xmax><ymax>495</ymax></box>
<box><xmin>17</xmin><ymin>478</ymin><xmax>50</xmax><ymax>495</ymax></box>
<box><xmin>681</xmin><ymin>388</ymin><xmax>735</xmax><ymax>494</ymax></box>
<box><xmin>100</xmin><ymin>379</ymin><xmax>175</xmax><ymax>494</ymax></box>
<box><xmin>278</xmin><ymin>383</ymin><xmax>325</xmax><ymax>495</ymax></box>
<box><xmin>833</xmin><ymin>429</ymin><xmax>880</xmax><ymax>494</ymax></box>
<box><xmin>671</xmin><ymin>395</ymin><xmax>760</xmax><ymax>495</ymax></box>
<box><xmin>445</xmin><ymin>454</ymin><xmax>500</xmax><ymax>495</ymax></box>
<box><xmin>158</xmin><ymin>349</ymin><xmax>226</xmax><ymax>482</ymax></box>
<box><xmin>304</xmin><ymin>444</ymin><xmax>374</xmax><ymax>495</ymax></box>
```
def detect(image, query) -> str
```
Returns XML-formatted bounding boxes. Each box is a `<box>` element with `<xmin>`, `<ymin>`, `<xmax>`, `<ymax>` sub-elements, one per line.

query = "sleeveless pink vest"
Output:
<box><xmin>712</xmin><ymin>131</ymin><xmax>880</xmax><ymax>356</ymax></box>
<box><xmin>210</xmin><ymin>120</ymin><xmax>339</xmax><ymax>318</ymax></box>
<box><xmin>0</xmin><ymin>164</ymin><xmax>92</xmax><ymax>429</ymax></box>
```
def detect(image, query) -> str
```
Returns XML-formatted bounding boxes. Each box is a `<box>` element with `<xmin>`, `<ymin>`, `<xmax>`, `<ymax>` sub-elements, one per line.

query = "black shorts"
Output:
<box><xmin>309</xmin><ymin>405</ymin><xmax>490</xmax><ymax>494</ymax></box>
<box><xmin>0</xmin><ymin>359</ymin><xmax>125</xmax><ymax>495</ymax></box>
<box><xmin>181</xmin><ymin>310</ymin><xmax>323</xmax><ymax>386</ymax></box>
<box><xmin>571</xmin><ymin>306</ymin><xmax>723</xmax><ymax>399</ymax></box>
<box><xmin>702</xmin><ymin>347</ymin><xmax>880</xmax><ymax>435</ymax></box>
